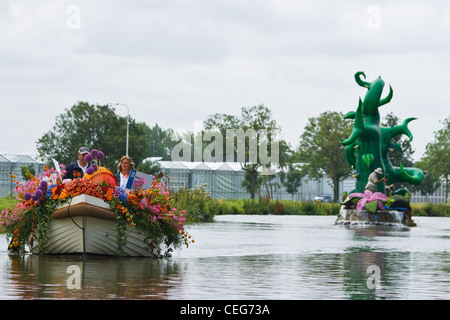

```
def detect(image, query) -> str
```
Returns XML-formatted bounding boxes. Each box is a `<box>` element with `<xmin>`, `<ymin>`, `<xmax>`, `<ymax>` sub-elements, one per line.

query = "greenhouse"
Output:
<box><xmin>0</xmin><ymin>154</ymin><xmax>45</xmax><ymax>197</ymax></box>
<box><xmin>158</xmin><ymin>160</ymin><xmax>342</xmax><ymax>201</ymax></box>
<box><xmin>1</xmin><ymin>154</ymin><xmax>446</xmax><ymax>203</ymax></box>
<box><xmin>157</xmin><ymin>161</ymin><xmax>447</xmax><ymax>203</ymax></box>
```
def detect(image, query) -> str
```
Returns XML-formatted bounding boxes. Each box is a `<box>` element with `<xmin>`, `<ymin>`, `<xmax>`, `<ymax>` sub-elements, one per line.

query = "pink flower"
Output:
<box><xmin>348</xmin><ymin>190</ymin><xmax>388</xmax><ymax>211</ymax></box>
<box><xmin>139</xmin><ymin>199</ymin><xmax>148</xmax><ymax>209</ymax></box>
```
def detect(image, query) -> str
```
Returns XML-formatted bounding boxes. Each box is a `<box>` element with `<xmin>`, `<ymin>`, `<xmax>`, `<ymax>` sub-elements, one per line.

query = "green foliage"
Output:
<box><xmin>36</xmin><ymin>101</ymin><xmax>175</xmax><ymax>171</ymax></box>
<box><xmin>295</xmin><ymin>111</ymin><xmax>353</xmax><ymax>202</ymax></box>
<box><xmin>243</xmin><ymin>198</ymin><xmax>268</xmax><ymax>215</ymax></box>
<box><xmin>137</xmin><ymin>159</ymin><xmax>161</xmax><ymax>175</ymax></box>
<box><xmin>169</xmin><ymin>188</ymin><xmax>344</xmax><ymax>218</ymax></box>
<box><xmin>0</xmin><ymin>198</ymin><xmax>19</xmax><ymax>212</ymax></box>
<box><xmin>20</xmin><ymin>165</ymin><xmax>36</xmax><ymax>180</ymax></box>
<box><xmin>419</xmin><ymin>117</ymin><xmax>450</xmax><ymax>200</ymax></box>
<box><xmin>204</xmin><ymin>104</ymin><xmax>292</xmax><ymax>199</ymax></box>
<box><xmin>279</xmin><ymin>163</ymin><xmax>303</xmax><ymax>199</ymax></box>
<box><xmin>170</xmin><ymin>184</ymin><xmax>218</xmax><ymax>222</ymax></box>
<box><xmin>238</xmin><ymin>198</ymin><xmax>340</xmax><ymax>216</ymax></box>
<box><xmin>409</xmin><ymin>161</ymin><xmax>441</xmax><ymax>198</ymax></box>
<box><xmin>411</xmin><ymin>203</ymin><xmax>450</xmax><ymax>217</ymax></box>
<box><xmin>301</xmin><ymin>200</ymin><xmax>319</xmax><ymax>215</ymax></box>
<box><xmin>382</xmin><ymin>113</ymin><xmax>415</xmax><ymax>168</ymax></box>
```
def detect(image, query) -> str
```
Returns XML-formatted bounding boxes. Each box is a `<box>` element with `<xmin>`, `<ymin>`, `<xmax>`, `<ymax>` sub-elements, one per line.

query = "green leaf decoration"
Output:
<box><xmin>365</xmin><ymin>201</ymin><xmax>378</xmax><ymax>213</ymax></box>
<box><xmin>362</xmin><ymin>153</ymin><xmax>374</xmax><ymax>168</ymax></box>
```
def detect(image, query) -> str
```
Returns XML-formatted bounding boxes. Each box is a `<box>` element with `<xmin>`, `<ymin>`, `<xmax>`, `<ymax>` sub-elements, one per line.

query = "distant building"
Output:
<box><xmin>1</xmin><ymin>155</ymin><xmax>446</xmax><ymax>203</ymax></box>
<box><xmin>157</xmin><ymin>161</ymin><xmax>447</xmax><ymax>203</ymax></box>
<box><xmin>157</xmin><ymin>160</ymin><xmax>350</xmax><ymax>201</ymax></box>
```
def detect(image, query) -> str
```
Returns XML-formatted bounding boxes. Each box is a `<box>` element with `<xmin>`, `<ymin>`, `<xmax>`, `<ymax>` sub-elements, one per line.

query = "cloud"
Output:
<box><xmin>0</xmin><ymin>0</ymin><xmax>449</xmax><ymax>161</ymax></box>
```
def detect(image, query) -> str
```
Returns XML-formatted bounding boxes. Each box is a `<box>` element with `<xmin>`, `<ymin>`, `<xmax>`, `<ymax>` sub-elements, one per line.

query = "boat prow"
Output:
<box><xmin>29</xmin><ymin>194</ymin><xmax>155</xmax><ymax>257</ymax></box>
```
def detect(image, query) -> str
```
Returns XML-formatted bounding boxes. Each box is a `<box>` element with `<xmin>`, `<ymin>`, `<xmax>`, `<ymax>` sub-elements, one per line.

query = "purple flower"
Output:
<box><xmin>31</xmin><ymin>194</ymin><xmax>39</xmax><ymax>202</ymax></box>
<box><xmin>38</xmin><ymin>180</ymin><xmax>48</xmax><ymax>190</ymax></box>
<box><xmin>91</xmin><ymin>149</ymin><xmax>99</xmax><ymax>158</ymax></box>
<box><xmin>84</xmin><ymin>153</ymin><xmax>93</xmax><ymax>163</ymax></box>
<box><xmin>86</xmin><ymin>167</ymin><xmax>95</xmax><ymax>175</ymax></box>
<box><xmin>97</xmin><ymin>151</ymin><xmax>104</xmax><ymax>160</ymax></box>
<box><xmin>34</xmin><ymin>189</ymin><xmax>43</xmax><ymax>198</ymax></box>
<box><xmin>113</xmin><ymin>187</ymin><xmax>123</xmax><ymax>198</ymax></box>
<box><xmin>348</xmin><ymin>190</ymin><xmax>388</xmax><ymax>211</ymax></box>
<box><xmin>92</xmin><ymin>163</ymin><xmax>98</xmax><ymax>171</ymax></box>
<box><xmin>24</xmin><ymin>192</ymin><xmax>32</xmax><ymax>201</ymax></box>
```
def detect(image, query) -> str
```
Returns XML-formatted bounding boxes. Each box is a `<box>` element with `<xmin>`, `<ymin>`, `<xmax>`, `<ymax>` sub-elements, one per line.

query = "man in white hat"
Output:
<box><xmin>63</xmin><ymin>147</ymin><xmax>91</xmax><ymax>179</ymax></box>
<box><xmin>365</xmin><ymin>167</ymin><xmax>385</xmax><ymax>193</ymax></box>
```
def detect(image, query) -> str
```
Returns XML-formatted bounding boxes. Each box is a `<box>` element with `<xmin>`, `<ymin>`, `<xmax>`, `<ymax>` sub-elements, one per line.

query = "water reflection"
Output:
<box><xmin>0</xmin><ymin>216</ymin><xmax>449</xmax><ymax>299</ymax></box>
<box><xmin>5</xmin><ymin>254</ymin><xmax>184</xmax><ymax>299</ymax></box>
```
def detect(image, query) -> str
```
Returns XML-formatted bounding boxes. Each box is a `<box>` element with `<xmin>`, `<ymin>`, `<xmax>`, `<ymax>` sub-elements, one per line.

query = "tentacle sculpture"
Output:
<box><xmin>342</xmin><ymin>71</ymin><xmax>424</xmax><ymax>194</ymax></box>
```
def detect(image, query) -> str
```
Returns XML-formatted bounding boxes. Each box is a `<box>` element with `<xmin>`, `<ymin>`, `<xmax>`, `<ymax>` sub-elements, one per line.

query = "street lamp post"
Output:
<box><xmin>108</xmin><ymin>102</ymin><xmax>129</xmax><ymax>156</ymax></box>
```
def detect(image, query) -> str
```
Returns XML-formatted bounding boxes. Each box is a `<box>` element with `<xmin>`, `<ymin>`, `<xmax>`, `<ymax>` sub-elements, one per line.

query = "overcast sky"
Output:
<box><xmin>1</xmin><ymin>0</ymin><xmax>449</xmax><ymax>162</ymax></box>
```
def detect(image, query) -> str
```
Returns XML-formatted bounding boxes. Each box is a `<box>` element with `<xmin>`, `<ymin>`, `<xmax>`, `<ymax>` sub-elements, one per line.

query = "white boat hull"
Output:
<box><xmin>29</xmin><ymin>216</ymin><xmax>153</xmax><ymax>256</ymax></box>
<box><xmin>29</xmin><ymin>195</ymin><xmax>155</xmax><ymax>257</ymax></box>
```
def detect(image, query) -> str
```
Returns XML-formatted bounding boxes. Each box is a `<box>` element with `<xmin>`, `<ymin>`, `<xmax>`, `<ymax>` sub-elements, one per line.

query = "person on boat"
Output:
<box><xmin>63</xmin><ymin>147</ymin><xmax>91</xmax><ymax>179</ymax></box>
<box><xmin>365</xmin><ymin>167</ymin><xmax>385</xmax><ymax>193</ymax></box>
<box><xmin>115</xmin><ymin>156</ymin><xmax>135</xmax><ymax>191</ymax></box>
<box><xmin>385</xmin><ymin>183</ymin><xmax>394</xmax><ymax>197</ymax></box>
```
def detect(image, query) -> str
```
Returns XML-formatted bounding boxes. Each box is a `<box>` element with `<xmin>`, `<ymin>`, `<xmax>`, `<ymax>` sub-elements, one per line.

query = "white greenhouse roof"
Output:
<box><xmin>157</xmin><ymin>161</ymin><xmax>285</xmax><ymax>172</ymax></box>
<box><xmin>158</xmin><ymin>161</ymin><xmax>243</xmax><ymax>171</ymax></box>
<box><xmin>0</xmin><ymin>154</ymin><xmax>40</xmax><ymax>164</ymax></box>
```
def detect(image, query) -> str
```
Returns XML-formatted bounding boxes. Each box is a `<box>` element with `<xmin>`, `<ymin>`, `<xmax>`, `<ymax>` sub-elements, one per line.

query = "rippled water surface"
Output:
<box><xmin>1</xmin><ymin>215</ymin><xmax>449</xmax><ymax>299</ymax></box>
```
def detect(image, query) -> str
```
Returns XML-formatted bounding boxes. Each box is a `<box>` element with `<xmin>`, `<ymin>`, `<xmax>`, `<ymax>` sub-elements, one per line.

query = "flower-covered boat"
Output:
<box><xmin>335</xmin><ymin>190</ymin><xmax>415</xmax><ymax>227</ymax></box>
<box><xmin>1</xmin><ymin>150</ymin><xmax>193</xmax><ymax>257</ymax></box>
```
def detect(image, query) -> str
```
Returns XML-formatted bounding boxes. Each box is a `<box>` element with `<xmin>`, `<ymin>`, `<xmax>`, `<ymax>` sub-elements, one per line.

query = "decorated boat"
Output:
<box><xmin>335</xmin><ymin>196</ymin><xmax>415</xmax><ymax>227</ymax></box>
<box><xmin>29</xmin><ymin>194</ymin><xmax>156</xmax><ymax>256</ymax></box>
<box><xmin>1</xmin><ymin>150</ymin><xmax>193</xmax><ymax>257</ymax></box>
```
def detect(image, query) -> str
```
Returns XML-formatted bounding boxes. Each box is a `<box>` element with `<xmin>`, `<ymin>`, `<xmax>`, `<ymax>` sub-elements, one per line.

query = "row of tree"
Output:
<box><xmin>36</xmin><ymin>101</ymin><xmax>449</xmax><ymax>202</ymax></box>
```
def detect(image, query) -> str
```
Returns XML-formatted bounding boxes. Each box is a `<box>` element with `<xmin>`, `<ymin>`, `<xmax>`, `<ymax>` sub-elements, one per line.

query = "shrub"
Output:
<box><xmin>411</xmin><ymin>202</ymin><xmax>450</xmax><ymax>217</ymax></box>
<box><xmin>170</xmin><ymin>184</ymin><xmax>217</xmax><ymax>222</ymax></box>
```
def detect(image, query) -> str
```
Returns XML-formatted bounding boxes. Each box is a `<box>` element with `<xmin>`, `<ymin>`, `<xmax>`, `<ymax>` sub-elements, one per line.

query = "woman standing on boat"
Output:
<box><xmin>115</xmin><ymin>156</ymin><xmax>135</xmax><ymax>191</ymax></box>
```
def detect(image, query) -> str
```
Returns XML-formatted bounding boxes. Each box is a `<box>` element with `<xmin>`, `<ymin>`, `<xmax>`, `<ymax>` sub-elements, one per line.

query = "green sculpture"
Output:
<box><xmin>341</xmin><ymin>71</ymin><xmax>424</xmax><ymax>194</ymax></box>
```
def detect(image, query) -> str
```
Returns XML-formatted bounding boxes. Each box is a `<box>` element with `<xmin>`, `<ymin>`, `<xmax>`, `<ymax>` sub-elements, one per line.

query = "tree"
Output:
<box><xmin>409</xmin><ymin>160</ymin><xmax>441</xmax><ymax>201</ymax></box>
<box><xmin>420</xmin><ymin>117</ymin><xmax>450</xmax><ymax>200</ymax></box>
<box><xmin>147</xmin><ymin>123</ymin><xmax>177</xmax><ymax>160</ymax></box>
<box><xmin>381</xmin><ymin>112</ymin><xmax>416</xmax><ymax>190</ymax></box>
<box><xmin>204</xmin><ymin>104</ymin><xmax>290</xmax><ymax>199</ymax></box>
<box><xmin>279</xmin><ymin>163</ymin><xmax>303</xmax><ymax>200</ymax></box>
<box><xmin>36</xmin><ymin>101</ymin><xmax>152</xmax><ymax>171</ymax></box>
<box><xmin>382</xmin><ymin>113</ymin><xmax>415</xmax><ymax>167</ymax></box>
<box><xmin>137</xmin><ymin>159</ymin><xmax>162</xmax><ymax>175</ymax></box>
<box><xmin>296</xmin><ymin>111</ymin><xmax>353</xmax><ymax>203</ymax></box>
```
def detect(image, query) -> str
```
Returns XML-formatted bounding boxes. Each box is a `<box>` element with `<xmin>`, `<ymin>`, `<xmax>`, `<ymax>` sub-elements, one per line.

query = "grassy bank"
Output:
<box><xmin>173</xmin><ymin>196</ymin><xmax>450</xmax><ymax>221</ymax></box>
<box><xmin>168</xmin><ymin>186</ymin><xmax>342</xmax><ymax>222</ymax></box>
<box><xmin>411</xmin><ymin>203</ymin><xmax>450</xmax><ymax>217</ymax></box>
<box><xmin>0</xmin><ymin>198</ymin><xmax>19</xmax><ymax>212</ymax></box>
<box><xmin>2</xmin><ymin>194</ymin><xmax>449</xmax><ymax>225</ymax></box>
<box><xmin>169</xmin><ymin>186</ymin><xmax>450</xmax><ymax>222</ymax></box>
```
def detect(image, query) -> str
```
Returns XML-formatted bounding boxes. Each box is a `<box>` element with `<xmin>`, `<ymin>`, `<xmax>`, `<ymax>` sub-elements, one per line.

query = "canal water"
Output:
<box><xmin>0</xmin><ymin>215</ymin><xmax>449</xmax><ymax>300</ymax></box>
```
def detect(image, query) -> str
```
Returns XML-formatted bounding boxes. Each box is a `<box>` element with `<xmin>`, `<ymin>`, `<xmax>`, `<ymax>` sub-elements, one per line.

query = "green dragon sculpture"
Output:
<box><xmin>341</xmin><ymin>71</ymin><xmax>424</xmax><ymax>194</ymax></box>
